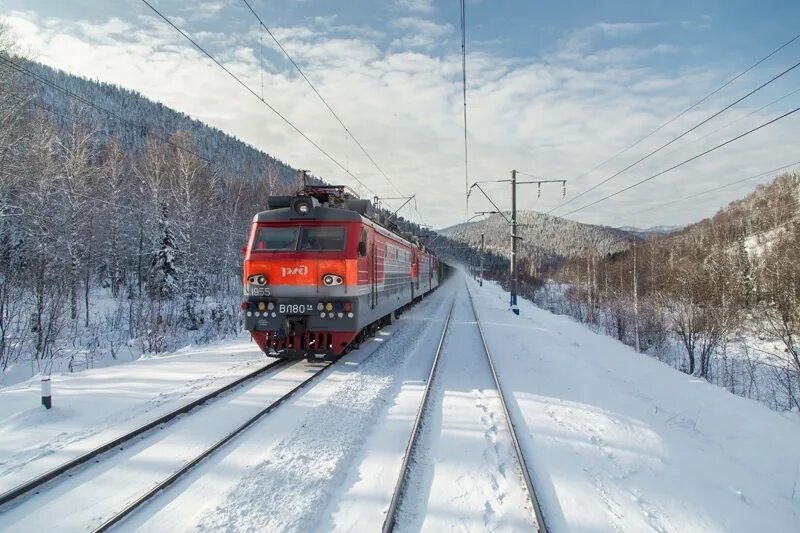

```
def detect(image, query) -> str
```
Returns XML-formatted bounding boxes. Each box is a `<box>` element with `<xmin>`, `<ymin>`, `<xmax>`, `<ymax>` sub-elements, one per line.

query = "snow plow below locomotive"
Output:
<box><xmin>242</xmin><ymin>184</ymin><xmax>445</xmax><ymax>361</ymax></box>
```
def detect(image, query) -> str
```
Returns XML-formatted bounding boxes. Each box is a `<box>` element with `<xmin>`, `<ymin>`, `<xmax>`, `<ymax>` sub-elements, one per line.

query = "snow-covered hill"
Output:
<box><xmin>617</xmin><ymin>224</ymin><xmax>683</xmax><ymax>239</ymax></box>
<box><xmin>440</xmin><ymin>210</ymin><xmax>636</xmax><ymax>272</ymax></box>
<box><xmin>21</xmin><ymin>60</ymin><xmax>301</xmax><ymax>188</ymax></box>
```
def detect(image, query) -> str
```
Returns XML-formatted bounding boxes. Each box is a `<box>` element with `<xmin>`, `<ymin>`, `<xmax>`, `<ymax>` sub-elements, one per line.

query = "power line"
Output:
<box><xmin>0</xmin><ymin>55</ymin><xmax>226</xmax><ymax>170</ymax></box>
<box><xmin>551</xmin><ymin>34</ymin><xmax>800</xmax><ymax>214</ymax></box>
<box><xmin>0</xmin><ymin>60</ymin><xmax>297</xmax><ymax>203</ymax></box>
<box><xmin>656</xmin><ymin>85</ymin><xmax>800</xmax><ymax>162</ymax></box>
<box><xmin>0</xmin><ymin>82</ymin><xmax>256</xmax><ymax>193</ymax></box>
<box><xmin>239</xmin><ymin>0</ymin><xmax>419</xmax><ymax>223</ymax></box>
<box><xmin>562</xmin><ymin>105</ymin><xmax>800</xmax><ymax>217</ymax></box>
<box><xmin>558</xmin><ymin>31</ymin><xmax>800</xmax><ymax>208</ymax></box>
<box><xmin>139</xmin><ymin>0</ymin><xmax>384</xmax><ymax>203</ymax></box>
<box><xmin>459</xmin><ymin>0</ymin><xmax>469</xmax><ymax>219</ymax></box>
<box><xmin>623</xmin><ymin>161</ymin><xmax>800</xmax><ymax>217</ymax></box>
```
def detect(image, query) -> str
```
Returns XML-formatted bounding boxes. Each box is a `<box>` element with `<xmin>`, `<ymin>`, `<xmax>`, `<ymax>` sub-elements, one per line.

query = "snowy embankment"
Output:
<box><xmin>0</xmin><ymin>340</ymin><xmax>266</xmax><ymax>495</ymax></box>
<box><xmin>120</xmin><ymin>280</ymin><xmax>457</xmax><ymax>532</ymax></box>
<box><xmin>1</xmin><ymin>271</ymin><xmax>797</xmax><ymax>532</ymax></box>
<box><xmin>471</xmin><ymin>276</ymin><xmax>800</xmax><ymax>532</ymax></box>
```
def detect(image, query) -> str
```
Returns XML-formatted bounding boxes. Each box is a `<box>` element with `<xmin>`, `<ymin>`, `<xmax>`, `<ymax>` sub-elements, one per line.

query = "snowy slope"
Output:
<box><xmin>469</xmin><ymin>275</ymin><xmax>800</xmax><ymax>532</ymax></box>
<box><xmin>118</xmin><ymin>283</ymin><xmax>457</xmax><ymax>532</ymax></box>
<box><xmin>2</xmin><ymin>272</ymin><xmax>797</xmax><ymax>532</ymax></box>
<box><xmin>0</xmin><ymin>341</ymin><xmax>267</xmax><ymax>495</ymax></box>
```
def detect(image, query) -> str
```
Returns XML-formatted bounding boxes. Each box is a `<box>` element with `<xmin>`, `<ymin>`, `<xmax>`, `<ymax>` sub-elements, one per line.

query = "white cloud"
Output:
<box><xmin>2</xmin><ymin>11</ymin><xmax>796</xmax><ymax>230</ymax></box>
<box><xmin>395</xmin><ymin>0</ymin><xmax>434</xmax><ymax>14</ymax></box>
<box><xmin>594</xmin><ymin>21</ymin><xmax>664</xmax><ymax>36</ymax></box>
<box><xmin>390</xmin><ymin>17</ymin><xmax>452</xmax><ymax>49</ymax></box>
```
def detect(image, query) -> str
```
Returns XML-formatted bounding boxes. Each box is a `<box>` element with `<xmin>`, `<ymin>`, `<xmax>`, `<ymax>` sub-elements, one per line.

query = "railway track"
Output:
<box><xmin>92</xmin><ymin>359</ymin><xmax>334</xmax><ymax>532</ymax></box>
<box><xmin>1</xmin><ymin>285</ymin><xmax>447</xmax><ymax>532</ymax></box>
<box><xmin>382</xmin><ymin>281</ymin><xmax>548</xmax><ymax>532</ymax></box>
<box><xmin>0</xmin><ymin>357</ymin><xmax>335</xmax><ymax>531</ymax></box>
<box><xmin>0</xmin><ymin>357</ymin><xmax>290</xmax><ymax>508</ymax></box>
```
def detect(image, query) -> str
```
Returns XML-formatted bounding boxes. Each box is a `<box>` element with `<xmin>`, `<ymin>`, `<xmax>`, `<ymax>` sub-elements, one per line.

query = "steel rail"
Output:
<box><xmin>95</xmin><ymin>288</ymin><xmax>449</xmax><ymax>531</ymax></box>
<box><xmin>465</xmin><ymin>280</ymin><xmax>549</xmax><ymax>532</ymax></box>
<box><xmin>382</xmin><ymin>297</ymin><xmax>456</xmax><ymax>533</ymax></box>
<box><xmin>92</xmin><ymin>360</ymin><xmax>334</xmax><ymax>532</ymax></box>
<box><xmin>0</xmin><ymin>358</ymin><xmax>290</xmax><ymax>508</ymax></box>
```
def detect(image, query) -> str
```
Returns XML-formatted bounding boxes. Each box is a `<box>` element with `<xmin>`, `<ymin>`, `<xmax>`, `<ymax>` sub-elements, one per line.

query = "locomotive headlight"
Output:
<box><xmin>322</xmin><ymin>274</ymin><xmax>343</xmax><ymax>286</ymax></box>
<box><xmin>248</xmin><ymin>274</ymin><xmax>268</xmax><ymax>286</ymax></box>
<box><xmin>295</xmin><ymin>198</ymin><xmax>312</xmax><ymax>215</ymax></box>
<box><xmin>325</xmin><ymin>302</ymin><xmax>334</xmax><ymax>312</ymax></box>
<box><xmin>267</xmin><ymin>302</ymin><xmax>275</xmax><ymax>311</ymax></box>
<box><xmin>257</xmin><ymin>302</ymin><xmax>266</xmax><ymax>311</ymax></box>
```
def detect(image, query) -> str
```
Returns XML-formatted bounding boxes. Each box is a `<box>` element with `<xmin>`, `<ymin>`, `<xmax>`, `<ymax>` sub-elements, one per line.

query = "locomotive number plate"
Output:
<box><xmin>279</xmin><ymin>304</ymin><xmax>315</xmax><ymax>314</ymax></box>
<box><xmin>246</xmin><ymin>286</ymin><xmax>271</xmax><ymax>297</ymax></box>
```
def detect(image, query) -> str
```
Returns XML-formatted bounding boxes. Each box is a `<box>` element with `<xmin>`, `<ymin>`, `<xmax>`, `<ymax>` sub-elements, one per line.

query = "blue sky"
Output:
<box><xmin>2</xmin><ymin>0</ymin><xmax>799</xmax><ymax>228</ymax></box>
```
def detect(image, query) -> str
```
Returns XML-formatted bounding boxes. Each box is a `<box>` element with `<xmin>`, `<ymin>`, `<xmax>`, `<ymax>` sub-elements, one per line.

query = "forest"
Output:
<box><xmin>0</xmin><ymin>25</ymin><xmax>457</xmax><ymax>383</ymax></box>
<box><xmin>476</xmin><ymin>173</ymin><xmax>800</xmax><ymax>411</ymax></box>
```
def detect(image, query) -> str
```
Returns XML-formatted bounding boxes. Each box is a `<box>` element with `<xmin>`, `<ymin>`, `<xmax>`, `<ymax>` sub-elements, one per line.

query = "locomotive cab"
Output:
<box><xmin>243</xmin><ymin>186</ymin><xmax>370</xmax><ymax>359</ymax></box>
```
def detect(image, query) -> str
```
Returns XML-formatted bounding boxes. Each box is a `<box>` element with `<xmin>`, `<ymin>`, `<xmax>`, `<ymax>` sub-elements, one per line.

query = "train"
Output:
<box><xmin>241</xmin><ymin>184</ymin><xmax>443</xmax><ymax>360</ymax></box>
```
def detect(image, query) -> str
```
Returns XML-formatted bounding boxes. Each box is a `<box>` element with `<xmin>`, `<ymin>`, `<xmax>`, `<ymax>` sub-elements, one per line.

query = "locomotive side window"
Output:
<box><xmin>252</xmin><ymin>227</ymin><xmax>297</xmax><ymax>251</ymax></box>
<box><xmin>358</xmin><ymin>229</ymin><xmax>368</xmax><ymax>256</ymax></box>
<box><xmin>298</xmin><ymin>227</ymin><xmax>346</xmax><ymax>251</ymax></box>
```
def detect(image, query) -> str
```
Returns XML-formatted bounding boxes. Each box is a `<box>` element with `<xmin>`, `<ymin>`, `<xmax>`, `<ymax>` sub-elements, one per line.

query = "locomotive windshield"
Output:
<box><xmin>252</xmin><ymin>227</ymin><xmax>297</xmax><ymax>251</ymax></box>
<box><xmin>252</xmin><ymin>226</ymin><xmax>346</xmax><ymax>252</ymax></box>
<box><xmin>298</xmin><ymin>227</ymin><xmax>346</xmax><ymax>251</ymax></box>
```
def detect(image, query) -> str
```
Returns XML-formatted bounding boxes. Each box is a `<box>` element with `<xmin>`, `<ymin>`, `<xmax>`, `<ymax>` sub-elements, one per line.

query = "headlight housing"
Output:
<box><xmin>322</xmin><ymin>274</ymin><xmax>343</xmax><ymax>286</ymax></box>
<box><xmin>248</xmin><ymin>274</ymin><xmax>268</xmax><ymax>286</ymax></box>
<box><xmin>294</xmin><ymin>198</ymin><xmax>313</xmax><ymax>215</ymax></box>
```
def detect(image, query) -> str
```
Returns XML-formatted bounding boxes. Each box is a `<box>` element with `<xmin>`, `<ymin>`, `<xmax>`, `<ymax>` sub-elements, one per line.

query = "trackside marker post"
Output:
<box><xmin>41</xmin><ymin>377</ymin><xmax>52</xmax><ymax>409</ymax></box>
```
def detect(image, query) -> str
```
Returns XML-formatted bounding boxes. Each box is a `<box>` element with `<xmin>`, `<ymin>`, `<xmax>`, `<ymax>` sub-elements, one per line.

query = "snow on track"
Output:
<box><xmin>469</xmin><ymin>274</ymin><xmax>800</xmax><ymax>533</ymax></box>
<box><xmin>0</xmin><ymin>359</ymin><xmax>322</xmax><ymax>532</ymax></box>
<box><xmin>0</xmin><ymin>340</ymin><xmax>267</xmax><ymax>496</ymax></box>
<box><xmin>393</xmin><ymin>280</ymin><xmax>535</xmax><ymax>532</ymax></box>
<box><xmin>119</xmin><ymin>282</ymin><xmax>457</xmax><ymax>532</ymax></box>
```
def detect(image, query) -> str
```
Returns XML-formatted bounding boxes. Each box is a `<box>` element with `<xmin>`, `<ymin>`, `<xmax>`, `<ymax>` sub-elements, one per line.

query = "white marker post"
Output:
<box><xmin>41</xmin><ymin>377</ymin><xmax>52</xmax><ymax>409</ymax></box>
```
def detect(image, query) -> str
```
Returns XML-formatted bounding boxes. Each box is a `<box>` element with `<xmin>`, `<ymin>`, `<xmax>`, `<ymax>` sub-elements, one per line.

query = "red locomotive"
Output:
<box><xmin>242</xmin><ymin>184</ymin><xmax>440</xmax><ymax>359</ymax></box>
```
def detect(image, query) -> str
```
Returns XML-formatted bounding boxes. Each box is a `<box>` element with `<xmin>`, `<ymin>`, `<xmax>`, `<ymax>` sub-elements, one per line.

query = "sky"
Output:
<box><xmin>1</xmin><ymin>0</ymin><xmax>799</xmax><ymax>229</ymax></box>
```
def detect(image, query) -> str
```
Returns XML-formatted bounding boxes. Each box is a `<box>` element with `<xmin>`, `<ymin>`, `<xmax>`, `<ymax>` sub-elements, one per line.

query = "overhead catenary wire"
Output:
<box><xmin>561</xmin><ymin>105</ymin><xmax>800</xmax><ymax>217</ymax></box>
<box><xmin>0</xmin><ymin>56</ymin><xmax>221</xmax><ymax>169</ymax></box>
<box><xmin>550</xmin><ymin>32</ymin><xmax>800</xmax><ymax>214</ymax></box>
<box><xmin>0</xmin><ymin>68</ymin><xmax>277</xmax><ymax>204</ymax></box>
<box><xmin>239</xmin><ymin>0</ymin><xmax>425</xmax><ymax>224</ymax></box>
<box><xmin>138</xmin><ymin>0</ymin><xmax>388</xmax><ymax>207</ymax></box>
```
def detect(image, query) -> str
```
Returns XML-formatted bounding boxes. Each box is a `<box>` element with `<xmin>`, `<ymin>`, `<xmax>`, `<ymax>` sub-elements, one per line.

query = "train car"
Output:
<box><xmin>241</xmin><ymin>184</ymin><xmax>440</xmax><ymax>360</ymax></box>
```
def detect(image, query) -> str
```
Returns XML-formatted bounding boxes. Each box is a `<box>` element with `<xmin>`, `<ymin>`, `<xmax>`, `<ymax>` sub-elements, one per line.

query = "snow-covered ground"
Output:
<box><xmin>1</xmin><ymin>270</ymin><xmax>798</xmax><ymax>532</ymax></box>
<box><xmin>0</xmin><ymin>341</ymin><xmax>267</xmax><ymax>496</ymax></box>
<box><xmin>119</xmin><ymin>280</ymin><xmax>456</xmax><ymax>532</ymax></box>
<box><xmin>471</xmin><ymin>275</ymin><xmax>800</xmax><ymax>532</ymax></box>
<box><xmin>393</xmin><ymin>281</ymin><xmax>534</xmax><ymax>531</ymax></box>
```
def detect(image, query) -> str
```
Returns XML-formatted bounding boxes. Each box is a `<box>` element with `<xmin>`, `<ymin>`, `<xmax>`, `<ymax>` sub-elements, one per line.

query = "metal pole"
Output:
<box><xmin>510</xmin><ymin>169</ymin><xmax>519</xmax><ymax>314</ymax></box>
<box><xmin>480</xmin><ymin>232</ymin><xmax>484</xmax><ymax>287</ymax></box>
